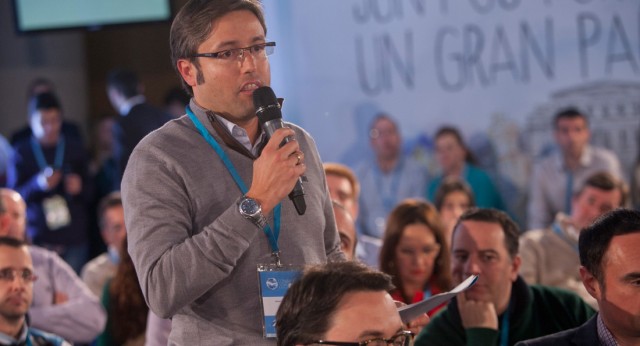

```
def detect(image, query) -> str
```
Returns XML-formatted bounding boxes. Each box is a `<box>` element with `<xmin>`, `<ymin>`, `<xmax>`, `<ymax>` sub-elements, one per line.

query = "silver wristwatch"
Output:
<box><xmin>238</xmin><ymin>196</ymin><xmax>268</xmax><ymax>229</ymax></box>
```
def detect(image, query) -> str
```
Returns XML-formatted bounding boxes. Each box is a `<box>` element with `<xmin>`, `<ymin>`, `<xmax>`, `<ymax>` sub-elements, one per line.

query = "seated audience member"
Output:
<box><xmin>10</xmin><ymin>77</ymin><xmax>84</xmax><ymax>147</ymax></box>
<box><xmin>355</xmin><ymin>114</ymin><xmax>429</xmax><ymax>239</ymax></box>
<box><xmin>333</xmin><ymin>201</ymin><xmax>357</xmax><ymax>261</ymax></box>
<box><xmin>0</xmin><ymin>236</ymin><xmax>71</xmax><ymax>346</ymax></box>
<box><xmin>528</xmin><ymin>108</ymin><xmax>623</xmax><ymax>229</ymax></box>
<box><xmin>0</xmin><ymin>188</ymin><xmax>106</xmax><ymax>344</ymax></box>
<box><xmin>415</xmin><ymin>208</ymin><xmax>595</xmax><ymax>346</ymax></box>
<box><xmin>8</xmin><ymin>92</ymin><xmax>91</xmax><ymax>274</ymax></box>
<box><xmin>427</xmin><ymin>126</ymin><xmax>505</xmax><ymax>211</ymax></box>
<box><xmin>379</xmin><ymin>199</ymin><xmax>451</xmax><ymax>315</ymax></box>
<box><xmin>433</xmin><ymin>177</ymin><xmax>475</xmax><ymax>246</ymax></box>
<box><xmin>82</xmin><ymin>192</ymin><xmax>126</xmax><ymax>297</ymax></box>
<box><xmin>516</xmin><ymin>209</ymin><xmax>640</xmax><ymax>346</ymax></box>
<box><xmin>519</xmin><ymin>172</ymin><xmax>626</xmax><ymax>309</ymax></box>
<box><xmin>324</xmin><ymin>162</ymin><xmax>380</xmax><ymax>266</ymax></box>
<box><xmin>97</xmin><ymin>238</ymin><xmax>148</xmax><ymax>346</ymax></box>
<box><xmin>324</xmin><ymin>162</ymin><xmax>360</xmax><ymax>219</ymax></box>
<box><xmin>276</xmin><ymin>261</ymin><xmax>419</xmax><ymax>346</ymax></box>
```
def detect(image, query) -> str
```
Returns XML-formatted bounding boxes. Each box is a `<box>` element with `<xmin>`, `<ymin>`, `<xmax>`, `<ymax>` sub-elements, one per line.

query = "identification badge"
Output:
<box><xmin>42</xmin><ymin>195</ymin><xmax>71</xmax><ymax>230</ymax></box>
<box><xmin>257</xmin><ymin>264</ymin><xmax>302</xmax><ymax>338</ymax></box>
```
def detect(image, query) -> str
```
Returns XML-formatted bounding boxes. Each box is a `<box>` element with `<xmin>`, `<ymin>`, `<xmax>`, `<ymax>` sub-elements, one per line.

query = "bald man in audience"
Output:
<box><xmin>0</xmin><ymin>188</ymin><xmax>106</xmax><ymax>344</ymax></box>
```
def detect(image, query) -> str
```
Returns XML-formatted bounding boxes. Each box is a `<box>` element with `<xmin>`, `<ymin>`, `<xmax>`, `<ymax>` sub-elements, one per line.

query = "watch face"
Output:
<box><xmin>240</xmin><ymin>198</ymin><xmax>260</xmax><ymax>217</ymax></box>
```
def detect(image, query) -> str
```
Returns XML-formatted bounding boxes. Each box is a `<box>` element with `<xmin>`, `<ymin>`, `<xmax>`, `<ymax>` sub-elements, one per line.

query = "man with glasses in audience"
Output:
<box><xmin>122</xmin><ymin>0</ymin><xmax>347</xmax><ymax>344</ymax></box>
<box><xmin>0</xmin><ymin>188</ymin><xmax>106</xmax><ymax>345</ymax></box>
<box><xmin>276</xmin><ymin>261</ymin><xmax>415</xmax><ymax>346</ymax></box>
<box><xmin>0</xmin><ymin>236</ymin><xmax>70</xmax><ymax>346</ymax></box>
<box><xmin>355</xmin><ymin>115</ymin><xmax>429</xmax><ymax>241</ymax></box>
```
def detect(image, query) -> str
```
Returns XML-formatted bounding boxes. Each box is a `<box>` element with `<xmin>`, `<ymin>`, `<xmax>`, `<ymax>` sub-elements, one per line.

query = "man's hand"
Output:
<box><xmin>246</xmin><ymin>128</ymin><xmax>306</xmax><ymax>214</ymax></box>
<box><xmin>393</xmin><ymin>300</ymin><xmax>430</xmax><ymax>335</ymax></box>
<box><xmin>53</xmin><ymin>291</ymin><xmax>69</xmax><ymax>305</ymax></box>
<box><xmin>406</xmin><ymin>313</ymin><xmax>430</xmax><ymax>335</ymax></box>
<box><xmin>456</xmin><ymin>293</ymin><xmax>498</xmax><ymax>330</ymax></box>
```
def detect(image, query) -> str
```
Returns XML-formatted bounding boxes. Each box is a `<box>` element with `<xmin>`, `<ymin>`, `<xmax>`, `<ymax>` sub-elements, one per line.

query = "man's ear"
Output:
<box><xmin>579</xmin><ymin>266</ymin><xmax>602</xmax><ymax>300</ymax></box>
<box><xmin>510</xmin><ymin>255</ymin><xmax>522</xmax><ymax>282</ymax></box>
<box><xmin>176</xmin><ymin>59</ymin><xmax>198</xmax><ymax>88</ymax></box>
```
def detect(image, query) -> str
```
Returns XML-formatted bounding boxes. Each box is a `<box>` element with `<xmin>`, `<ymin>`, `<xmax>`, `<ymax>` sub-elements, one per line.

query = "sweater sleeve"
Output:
<box><xmin>122</xmin><ymin>143</ymin><xmax>261</xmax><ymax>319</ymax></box>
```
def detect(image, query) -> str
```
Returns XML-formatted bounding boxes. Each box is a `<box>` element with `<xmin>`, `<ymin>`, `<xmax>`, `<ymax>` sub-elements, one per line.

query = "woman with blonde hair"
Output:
<box><xmin>379</xmin><ymin>199</ymin><xmax>452</xmax><ymax>315</ymax></box>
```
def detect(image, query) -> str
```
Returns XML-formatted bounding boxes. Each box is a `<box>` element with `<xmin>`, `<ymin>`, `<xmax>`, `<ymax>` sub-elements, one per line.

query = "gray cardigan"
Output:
<box><xmin>122</xmin><ymin>100</ymin><xmax>344</xmax><ymax>345</ymax></box>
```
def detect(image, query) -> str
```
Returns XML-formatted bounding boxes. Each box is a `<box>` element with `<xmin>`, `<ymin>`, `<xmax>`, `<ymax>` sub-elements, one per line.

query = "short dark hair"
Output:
<box><xmin>0</xmin><ymin>236</ymin><xmax>26</xmax><ymax>249</ymax></box>
<box><xmin>579</xmin><ymin>208</ymin><xmax>640</xmax><ymax>284</ymax></box>
<box><xmin>107</xmin><ymin>68</ymin><xmax>140</xmax><ymax>98</ymax></box>
<box><xmin>170</xmin><ymin>0</ymin><xmax>267</xmax><ymax>96</ymax></box>
<box><xmin>574</xmin><ymin>171</ymin><xmax>628</xmax><ymax>207</ymax></box>
<box><xmin>28</xmin><ymin>92</ymin><xmax>61</xmax><ymax>118</ymax></box>
<box><xmin>98</xmin><ymin>192</ymin><xmax>123</xmax><ymax>229</ymax></box>
<box><xmin>276</xmin><ymin>261</ymin><xmax>394</xmax><ymax>346</ymax></box>
<box><xmin>454</xmin><ymin>208</ymin><xmax>520</xmax><ymax>258</ymax></box>
<box><xmin>434</xmin><ymin>177</ymin><xmax>476</xmax><ymax>211</ymax></box>
<box><xmin>553</xmin><ymin>108</ymin><xmax>588</xmax><ymax>129</ymax></box>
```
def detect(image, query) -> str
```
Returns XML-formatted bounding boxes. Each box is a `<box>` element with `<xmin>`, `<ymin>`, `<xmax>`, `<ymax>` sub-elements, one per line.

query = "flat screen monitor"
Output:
<box><xmin>12</xmin><ymin>0</ymin><xmax>172</xmax><ymax>33</ymax></box>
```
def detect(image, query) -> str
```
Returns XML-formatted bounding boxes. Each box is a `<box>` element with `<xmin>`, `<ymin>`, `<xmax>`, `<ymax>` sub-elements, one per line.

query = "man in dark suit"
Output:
<box><xmin>106</xmin><ymin>68</ymin><xmax>172</xmax><ymax>183</ymax></box>
<box><xmin>517</xmin><ymin>209</ymin><xmax>640</xmax><ymax>346</ymax></box>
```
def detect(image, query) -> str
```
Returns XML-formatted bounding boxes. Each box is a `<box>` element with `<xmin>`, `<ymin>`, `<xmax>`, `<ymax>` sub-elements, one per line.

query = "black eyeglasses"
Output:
<box><xmin>191</xmin><ymin>42</ymin><xmax>276</xmax><ymax>63</ymax></box>
<box><xmin>306</xmin><ymin>330</ymin><xmax>414</xmax><ymax>346</ymax></box>
<box><xmin>0</xmin><ymin>268</ymin><xmax>38</xmax><ymax>283</ymax></box>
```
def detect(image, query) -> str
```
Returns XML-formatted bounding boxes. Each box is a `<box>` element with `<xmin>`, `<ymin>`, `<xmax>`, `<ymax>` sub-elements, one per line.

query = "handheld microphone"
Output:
<box><xmin>253</xmin><ymin>86</ymin><xmax>306</xmax><ymax>215</ymax></box>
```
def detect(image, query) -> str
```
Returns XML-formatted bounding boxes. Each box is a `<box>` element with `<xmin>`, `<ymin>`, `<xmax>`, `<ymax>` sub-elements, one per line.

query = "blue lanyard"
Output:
<box><xmin>499</xmin><ymin>304</ymin><xmax>510</xmax><ymax>346</ymax></box>
<box><xmin>186</xmin><ymin>106</ymin><xmax>282</xmax><ymax>257</ymax></box>
<box><xmin>373</xmin><ymin>158</ymin><xmax>404</xmax><ymax>212</ymax></box>
<box><xmin>422</xmin><ymin>286</ymin><xmax>432</xmax><ymax>299</ymax></box>
<box><xmin>30</xmin><ymin>136</ymin><xmax>65</xmax><ymax>170</ymax></box>
<box><xmin>552</xmin><ymin>222</ymin><xmax>579</xmax><ymax>253</ymax></box>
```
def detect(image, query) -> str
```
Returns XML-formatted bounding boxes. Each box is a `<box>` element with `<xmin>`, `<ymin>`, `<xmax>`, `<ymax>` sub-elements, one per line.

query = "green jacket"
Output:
<box><xmin>415</xmin><ymin>277</ymin><xmax>596</xmax><ymax>346</ymax></box>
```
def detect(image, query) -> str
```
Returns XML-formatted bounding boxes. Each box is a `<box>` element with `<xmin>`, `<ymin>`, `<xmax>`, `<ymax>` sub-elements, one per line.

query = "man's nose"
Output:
<box><xmin>239</xmin><ymin>49</ymin><xmax>257</xmax><ymax>71</ymax></box>
<box><xmin>464</xmin><ymin>257</ymin><xmax>481</xmax><ymax>275</ymax></box>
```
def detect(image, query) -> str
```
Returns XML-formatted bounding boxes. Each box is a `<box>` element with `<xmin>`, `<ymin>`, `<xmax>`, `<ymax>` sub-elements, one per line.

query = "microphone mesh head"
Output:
<box><xmin>253</xmin><ymin>86</ymin><xmax>282</xmax><ymax>123</ymax></box>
